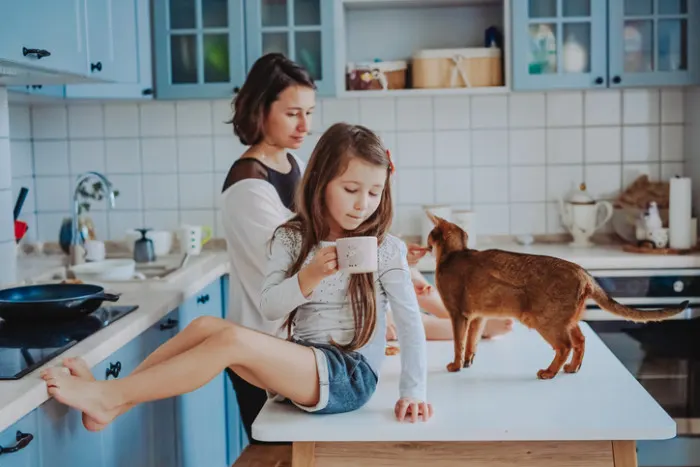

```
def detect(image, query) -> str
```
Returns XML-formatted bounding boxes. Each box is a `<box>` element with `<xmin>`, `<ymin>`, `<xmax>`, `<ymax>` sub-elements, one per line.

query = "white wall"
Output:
<box><xmin>7</xmin><ymin>88</ymin><xmax>686</xmax><ymax>244</ymax></box>
<box><xmin>0</xmin><ymin>87</ymin><xmax>17</xmax><ymax>286</ymax></box>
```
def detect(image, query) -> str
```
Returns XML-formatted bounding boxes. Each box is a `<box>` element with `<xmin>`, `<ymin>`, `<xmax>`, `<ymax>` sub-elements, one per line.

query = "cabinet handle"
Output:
<box><xmin>233</xmin><ymin>86</ymin><xmax>240</xmax><ymax>94</ymax></box>
<box><xmin>105</xmin><ymin>361</ymin><xmax>122</xmax><ymax>380</ymax></box>
<box><xmin>142</xmin><ymin>88</ymin><xmax>153</xmax><ymax>96</ymax></box>
<box><xmin>196</xmin><ymin>294</ymin><xmax>210</xmax><ymax>304</ymax></box>
<box><xmin>22</xmin><ymin>47</ymin><xmax>50</xmax><ymax>59</ymax></box>
<box><xmin>160</xmin><ymin>318</ymin><xmax>179</xmax><ymax>330</ymax></box>
<box><xmin>612</xmin><ymin>76</ymin><xmax>621</xmax><ymax>84</ymax></box>
<box><xmin>91</xmin><ymin>61</ymin><xmax>102</xmax><ymax>72</ymax></box>
<box><xmin>0</xmin><ymin>430</ymin><xmax>34</xmax><ymax>455</ymax></box>
<box><xmin>594</xmin><ymin>77</ymin><xmax>604</xmax><ymax>85</ymax></box>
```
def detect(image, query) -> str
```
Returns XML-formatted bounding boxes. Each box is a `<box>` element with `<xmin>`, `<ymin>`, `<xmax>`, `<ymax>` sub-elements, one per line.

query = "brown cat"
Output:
<box><xmin>425</xmin><ymin>212</ymin><xmax>689</xmax><ymax>380</ymax></box>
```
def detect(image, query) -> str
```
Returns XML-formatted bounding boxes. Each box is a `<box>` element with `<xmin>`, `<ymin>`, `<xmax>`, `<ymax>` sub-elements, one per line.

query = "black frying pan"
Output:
<box><xmin>0</xmin><ymin>284</ymin><xmax>120</xmax><ymax>322</ymax></box>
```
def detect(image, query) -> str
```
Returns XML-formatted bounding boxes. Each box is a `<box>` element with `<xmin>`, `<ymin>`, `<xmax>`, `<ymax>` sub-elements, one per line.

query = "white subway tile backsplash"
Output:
<box><xmin>378</xmin><ymin>132</ymin><xmax>396</xmax><ymax>157</ymax></box>
<box><xmin>585</xmin><ymin>127</ymin><xmax>621</xmax><ymax>163</ymax></box>
<box><xmin>140</xmin><ymin>103</ymin><xmax>176</xmax><ymax>137</ymax></box>
<box><xmin>396</xmin><ymin>97</ymin><xmax>432</xmax><ymax>131</ymax></box>
<box><xmin>104</xmin><ymin>104</ymin><xmax>140</xmax><ymax>138</ymax></box>
<box><xmin>396</xmin><ymin>132</ymin><xmax>433</xmax><ymax>167</ymax></box>
<box><xmin>623</xmin><ymin>89</ymin><xmax>660</xmax><ymax>124</ymax></box>
<box><xmin>473</xmin><ymin>167</ymin><xmax>508</xmax><ymax>203</ymax></box>
<box><xmin>177</xmin><ymin>137</ymin><xmax>214</xmax><ymax>173</ymax></box>
<box><xmin>35</xmin><ymin>176</ymin><xmax>71</xmax><ymax>212</ymax></box>
<box><xmin>471</xmin><ymin>95</ymin><xmax>508</xmax><ymax>129</ymax></box>
<box><xmin>143</xmin><ymin>210</ymin><xmax>180</xmax><ymax>231</ymax></box>
<box><xmin>296</xmin><ymin>133</ymin><xmax>321</xmax><ymax>162</ymax></box>
<box><xmin>661</xmin><ymin>162</ymin><xmax>685</xmax><ymax>180</ymax></box>
<box><xmin>509</xmin><ymin>129</ymin><xmax>545</xmax><ymax>165</ymax></box>
<box><xmin>70</xmin><ymin>140</ymin><xmax>105</xmax><ymax>174</ymax></box>
<box><xmin>547</xmin><ymin>128</ymin><xmax>583</xmax><ymax>164</ymax></box>
<box><xmin>508</xmin><ymin>93</ymin><xmax>545</xmax><ymax>128</ymax></box>
<box><xmin>510</xmin><ymin>203</ymin><xmax>546</xmax><ymax>235</ymax></box>
<box><xmin>214</xmin><ymin>135</ymin><xmax>245</xmax><ymax>172</ymax></box>
<box><xmin>141</xmin><ymin>138</ymin><xmax>178</xmax><ymax>173</ymax></box>
<box><xmin>397</xmin><ymin>168</ymin><xmax>433</xmax><ymax>204</ymax></box>
<box><xmin>9</xmin><ymin>105</ymin><xmax>31</xmax><ymax>140</ymax></box>
<box><xmin>433</xmin><ymin>96</ymin><xmax>470</xmax><ymax>130</ymax></box>
<box><xmin>33</xmin><ymin>141</ymin><xmax>69</xmax><ymax>176</ymax></box>
<box><xmin>509</xmin><ymin>166</ymin><xmax>546</xmax><ymax>202</ymax></box>
<box><xmin>143</xmin><ymin>174</ymin><xmax>179</xmax><ymax>209</ymax></box>
<box><xmin>622</xmin><ymin>163</ymin><xmax>660</xmax><ymax>187</ymax></box>
<box><xmin>108</xmin><ymin>174</ymin><xmax>143</xmax><ymax>210</ymax></box>
<box><xmin>661</xmin><ymin>125</ymin><xmax>684</xmax><ymax>161</ymax></box>
<box><xmin>32</xmin><ymin>106</ymin><xmax>68</xmax><ymax>140</ymax></box>
<box><xmin>179</xmin><ymin>173</ymin><xmax>215</xmax><ymax>209</ymax></box>
<box><xmin>68</xmin><ymin>105</ymin><xmax>104</xmax><ymax>139</ymax></box>
<box><xmin>212</xmin><ymin>99</ymin><xmax>234</xmax><ymax>135</ymax></box>
<box><xmin>584</xmin><ymin>164</ymin><xmax>622</xmax><ymax>200</ymax></box>
<box><xmin>584</xmin><ymin>90</ymin><xmax>621</xmax><ymax>126</ymax></box>
<box><xmin>434</xmin><ymin>131</ymin><xmax>470</xmax><ymax>167</ymax></box>
<box><xmin>622</xmin><ymin>126</ymin><xmax>660</xmax><ymax>162</ymax></box>
<box><xmin>359</xmin><ymin>98</ymin><xmax>396</xmax><ymax>131</ymax></box>
<box><xmin>0</xmin><ymin>92</ymin><xmax>9</xmax><ymax>139</ymax></box>
<box><xmin>546</xmin><ymin>165</ymin><xmax>584</xmax><ymax>202</ymax></box>
<box><xmin>474</xmin><ymin>204</ymin><xmax>509</xmax><ymax>235</ymax></box>
<box><xmin>472</xmin><ymin>130</ymin><xmax>508</xmax><ymax>166</ymax></box>
<box><xmin>435</xmin><ymin>168</ymin><xmax>471</xmax><ymax>204</ymax></box>
<box><xmin>661</xmin><ymin>89</ymin><xmax>684</xmax><ymax>124</ymax></box>
<box><xmin>106</xmin><ymin>139</ymin><xmax>141</xmax><ymax>174</ymax></box>
<box><xmin>36</xmin><ymin>212</ymin><xmax>68</xmax><ymax>242</ymax></box>
<box><xmin>392</xmin><ymin>205</ymin><xmax>423</xmax><ymax>237</ymax></box>
<box><xmin>547</xmin><ymin>92</ymin><xmax>583</xmax><ymax>127</ymax></box>
<box><xmin>108</xmin><ymin>211</ymin><xmax>145</xmax><ymax>239</ymax></box>
<box><xmin>310</xmin><ymin>103</ymin><xmax>323</xmax><ymax>134</ymax></box>
<box><xmin>10</xmin><ymin>141</ymin><xmax>32</xmax><ymax>177</ymax></box>
<box><xmin>0</xmin><ymin>190</ymin><xmax>12</xmax><ymax>242</ymax></box>
<box><xmin>323</xmin><ymin>99</ymin><xmax>359</xmax><ymax>126</ymax></box>
<box><xmin>11</xmin><ymin>178</ymin><xmax>35</xmax><ymax>217</ymax></box>
<box><xmin>180</xmin><ymin>210</ymin><xmax>216</xmax><ymax>230</ymax></box>
<box><xmin>176</xmin><ymin>101</ymin><xmax>213</xmax><ymax>136</ymax></box>
<box><xmin>0</xmin><ymin>241</ymin><xmax>17</xmax><ymax>286</ymax></box>
<box><xmin>0</xmin><ymin>139</ymin><xmax>10</xmax><ymax>190</ymax></box>
<box><xmin>214</xmin><ymin>172</ymin><xmax>227</xmax><ymax>209</ymax></box>
<box><xmin>546</xmin><ymin>202</ymin><xmax>566</xmax><ymax>234</ymax></box>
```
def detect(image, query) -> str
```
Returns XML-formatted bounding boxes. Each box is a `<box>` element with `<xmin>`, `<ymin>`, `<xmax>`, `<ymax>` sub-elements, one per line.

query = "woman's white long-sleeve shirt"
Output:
<box><xmin>260</xmin><ymin>228</ymin><xmax>428</xmax><ymax>401</ymax></box>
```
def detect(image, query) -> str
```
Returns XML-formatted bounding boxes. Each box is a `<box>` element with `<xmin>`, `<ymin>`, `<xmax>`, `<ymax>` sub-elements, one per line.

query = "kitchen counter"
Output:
<box><xmin>253</xmin><ymin>322</ymin><xmax>674</xmax><ymax>466</ymax></box>
<box><xmin>415</xmin><ymin>241</ymin><xmax>700</xmax><ymax>272</ymax></box>
<box><xmin>0</xmin><ymin>252</ymin><xmax>231</xmax><ymax>434</ymax></box>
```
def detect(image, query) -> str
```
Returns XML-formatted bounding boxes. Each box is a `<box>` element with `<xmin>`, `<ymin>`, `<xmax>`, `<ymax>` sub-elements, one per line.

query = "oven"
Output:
<box><xmin>585</xmin><ymin>268</ymin><xmax>700</xmax><ymax>467</ymax></box>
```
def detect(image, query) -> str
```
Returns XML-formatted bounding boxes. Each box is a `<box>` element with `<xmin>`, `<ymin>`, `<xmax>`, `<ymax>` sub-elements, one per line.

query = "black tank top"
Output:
<box><xmin>222</xmin><ymin>153</ymin><xmax>301</xmax><ymax>211</ymax></box>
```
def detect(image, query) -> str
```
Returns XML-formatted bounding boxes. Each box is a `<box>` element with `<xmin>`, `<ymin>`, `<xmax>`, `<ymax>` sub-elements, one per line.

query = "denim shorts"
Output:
<box><xmin>269</xmin><ymin>339</ymin><xmax>378</xmax><ymax>415</ymax></box>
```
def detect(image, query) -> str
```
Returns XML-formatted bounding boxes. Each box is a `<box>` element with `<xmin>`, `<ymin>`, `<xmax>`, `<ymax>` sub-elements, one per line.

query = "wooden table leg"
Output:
<box><xmin>612</xmin><ymin>441</ymin><xmax>637</xmax><ymax>467</ymax></box>
<box><xmin>292</xmin><ymin>442</ymin><xmax>316</xmax><ymax>467</ymax></box>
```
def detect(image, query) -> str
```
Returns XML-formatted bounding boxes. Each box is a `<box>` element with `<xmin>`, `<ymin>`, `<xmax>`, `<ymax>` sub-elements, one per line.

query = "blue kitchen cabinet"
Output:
<box><xmin>245</xmin><ymin>0</ymin><xmax>337</xmax><ymax>96</ymax></box>
<box><xmin>152</xmin><ymin>0</ymin><xmax>247</xmax><ymax>99</ymax></box>
<box><xmin>0</xmin><ymin>0</ymin><xmax>89</xmax><ymax>79</ymax></box>
<box><xmin>8</xmin><ymin>85</ymin><xmax>66</xmax><ymax>99</ymax></box>
<box><xmin>511</xmin><ymin>0</ymin><xmax>700</xmax><ymax>90</ymax></box>
<box><xmin>0</xmin><ymin>411</ymin><xmax>40</xmax><ymax>467</ymax></box>
<box><xmin>176</xmin><ymin>278</ymin><xmax>229</xmax><ymax>467</ymax></box>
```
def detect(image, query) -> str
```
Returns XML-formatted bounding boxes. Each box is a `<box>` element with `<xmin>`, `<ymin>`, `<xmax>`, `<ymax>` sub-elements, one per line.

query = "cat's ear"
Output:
<box><xmin>426</xmin><ymin>210</ymin><xmax>443</xmax><ymax>226</ymax></box>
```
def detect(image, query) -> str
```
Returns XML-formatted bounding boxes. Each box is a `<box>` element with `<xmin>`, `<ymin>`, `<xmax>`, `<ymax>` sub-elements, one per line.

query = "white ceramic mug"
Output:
<box><xmin>84</xmin><ymin>240</ymin><xmax>106</xmax><ymax>262</ymax></box>
<box><xmin>336</xmin><ymin>236</ymin><xmax>378</xmax><ymax>274</ymax></box>
<box><xmin>179</xmin><ymin>225</ymin><xmax>212</xmax><ymax>255</ymax></box>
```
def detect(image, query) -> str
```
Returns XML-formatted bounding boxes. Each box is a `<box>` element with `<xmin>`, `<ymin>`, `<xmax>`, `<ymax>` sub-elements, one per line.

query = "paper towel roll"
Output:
<box><xmin>669</xmin><ymin>176</ymin><xmax>692</xmax><ymax>249</ymax></box>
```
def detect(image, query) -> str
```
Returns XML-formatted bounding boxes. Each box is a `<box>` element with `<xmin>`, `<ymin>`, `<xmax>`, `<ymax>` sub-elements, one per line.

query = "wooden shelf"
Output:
<box><xmin>338</xmin><ymin>86</ymin><xmax>510</xmax><ymax>98</ymax></box>
<box><xmin>342</xmin><ymin>0</ymin><xmax>501</xmax><ymax>10</ymax></box>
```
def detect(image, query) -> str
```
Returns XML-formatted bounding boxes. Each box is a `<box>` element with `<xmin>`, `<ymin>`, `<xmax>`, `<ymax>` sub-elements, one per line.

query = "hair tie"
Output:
<box><xmin>386</xmin><ymin>149</ymin><xmax>395</xmax><ymax>175</ymax></box>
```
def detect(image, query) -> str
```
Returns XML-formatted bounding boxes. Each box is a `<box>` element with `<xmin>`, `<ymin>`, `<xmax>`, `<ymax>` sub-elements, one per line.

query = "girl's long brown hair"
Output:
<box><xmin>274</xmin><ymin>122</ymin><xmax>394</xmax><ymax>352</ymax></box>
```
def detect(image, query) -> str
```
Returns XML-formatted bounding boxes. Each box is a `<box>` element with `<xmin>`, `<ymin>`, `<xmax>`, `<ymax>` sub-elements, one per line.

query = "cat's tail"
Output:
<box><xmin>586</xmin><ymin>276</ymin><xmax>688</xmax><ymax>322</ymax></box>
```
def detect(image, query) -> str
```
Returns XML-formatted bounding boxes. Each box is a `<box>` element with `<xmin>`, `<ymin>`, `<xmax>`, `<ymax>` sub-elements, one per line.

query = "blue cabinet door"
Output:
<box><xmin>177</xmin><ymin>279</ymin><xmax>228</xmax><ymax>467</ymax></box>
<box><xmin>0</xmin><ymin>411</ymin><xmax>40</xmax><ymax>467</ymax></box>
<box><xmin>0</xmin><ymin>0</ymin><xmax>89</xmax><ymax>78</ymax></box>
<box><xmin>245</xmin><ymin>0</ymin><xmax>337</xmax><ymax>96</ymax></box>
<box><xmin>608</xmin><ymin>0</ymin><xmax>700</xmax><ymax>87</ymax></box>
<box><xmin>511</xmin><ymin>0</ymin><xmax>608</xmax><ymax>90</ymax></box>
<box><xmin>152</xmin><ymin>0</ymin><xmax>247</xmax><ymax>99</ymax></box>
<box><xmin>65</xmin><ymin>0</ymin><xmax>154</xmax><ymax>99</ymax></box>
<box><xmin>7</xmin><ymin>85</ymin><xmax>66</xmax><ymax>99</ymax></box>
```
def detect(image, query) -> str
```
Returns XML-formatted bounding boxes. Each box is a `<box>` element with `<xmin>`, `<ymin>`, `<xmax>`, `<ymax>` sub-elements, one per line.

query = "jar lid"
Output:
<box><xmin>567</xmin><ymin>183</ymin><xmax>595</xmax><ymax>204</ymax></box>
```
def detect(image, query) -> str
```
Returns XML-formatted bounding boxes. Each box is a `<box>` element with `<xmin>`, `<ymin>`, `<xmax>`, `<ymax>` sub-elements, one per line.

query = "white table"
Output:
<box><xmin>253</xmin><ymin>323</ymin><xmax>676</xmax><ymax>466</ymax></box>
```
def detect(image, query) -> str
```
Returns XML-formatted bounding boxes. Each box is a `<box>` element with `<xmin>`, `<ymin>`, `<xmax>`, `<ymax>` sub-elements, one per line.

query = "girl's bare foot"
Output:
<box><xmin>62</xmin><ymin>358</ymin><xmax>106</xmax><ymax>432</ymax></box>
<box><xmin>41</xmin><ymin>366</ymin><xmax>121</xmax><ymax>429</ymax></box>
<box><xmin>482</xmin><ymin>319</ymin><xmax>514</xmax><ymax>339</ymax></box>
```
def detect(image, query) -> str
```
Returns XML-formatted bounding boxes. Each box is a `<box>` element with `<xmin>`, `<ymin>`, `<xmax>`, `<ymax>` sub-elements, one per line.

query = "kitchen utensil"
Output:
<box><xmin>14</xmin><ymin>220</ymin><xmax>28</xmax><ymax>244</ymax></box>
<box><xmin>0</xmin><ymin>283</ymin><xmax>120</xmax><ymax>322</ymax></box>
<box><xmin>559</xmin><ymin>183</ymin><xmax>613</xmax><ymax>247</ymax></box>
<box><xmin>13</xmin><ymin>187</ymin><xmax>28</xmax><ymax>220</ymax></box>
<box><xmin>133</xmin><ymin>228</ymin><xmax>156</xmax><ymax>263</ymax></box>
<box><xmin>70</xmin><ymin>259</ymin><xmax>145</xmax><ymax>282</ymax></box>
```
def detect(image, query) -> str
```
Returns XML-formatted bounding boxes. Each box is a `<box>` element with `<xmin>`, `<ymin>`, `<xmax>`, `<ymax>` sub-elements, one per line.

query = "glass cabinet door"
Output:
<box><xmin>608</xmin><ymin>0</ymin><xmax>699</xmax><ymax>87</ymax></box>
<box><xmin>153</xmin><ymin>0</ymin><xmax>246</xmax><ymax>99</ymax></box>
<box><xmin>246</xmin><ymin>0</ymin><xmax>335</xmax><ymax>96</ymax></box>
<box><xmin>512</xmin><ymin>0</ymin><xmax>607</xmax><ymax>90</ymax></box>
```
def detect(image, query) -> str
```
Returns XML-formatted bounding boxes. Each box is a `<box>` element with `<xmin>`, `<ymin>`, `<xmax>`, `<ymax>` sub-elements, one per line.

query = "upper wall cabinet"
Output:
<box><xmin>152</xmin><ymin>0</ymin><xmax>247</xmax><ymax>99</ymax></box>
<box><xmin>511</xmin><ymin>0</ymin><xmax>700</xmax><ymax>91</ymax></box>
<box><xmin>244</xmin><ymin>0</ymin><xmax>336</xmax><ymax>96</ymax></box>
<box><xmin>0</xmin><ymin>0</ymin><xmax>91</xmax><ymax>84</ymax></box>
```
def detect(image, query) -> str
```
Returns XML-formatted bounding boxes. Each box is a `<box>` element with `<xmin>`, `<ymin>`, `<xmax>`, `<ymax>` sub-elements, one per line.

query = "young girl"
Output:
<box><xmin>40</xmin><ymin>122</ymin><xmax>433</xmax><ymax>426</ymax></box>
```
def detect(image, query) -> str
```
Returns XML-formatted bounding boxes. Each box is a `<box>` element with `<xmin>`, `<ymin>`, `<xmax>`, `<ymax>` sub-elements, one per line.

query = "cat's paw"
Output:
<box><xmin>463</xmin><ymin>354</ymin><xmax>475</xmax><ymax>368</ymax></box>
<box><xmin>537</xmin><ymin>369</ymin><xmax>557</xmax><ymax>380</ymax></box>
<box><xmin>446</xmin><ymin>362</ymin><xmax>462</xmax><ymax>372</ymax></box>
<box><xmin>564</xmin><ymin>362</ymin><xmax>581</xmax><ymax>373</ymax></box>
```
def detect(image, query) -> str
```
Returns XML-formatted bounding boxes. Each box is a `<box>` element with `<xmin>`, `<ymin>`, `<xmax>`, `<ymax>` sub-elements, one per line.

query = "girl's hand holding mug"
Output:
<box><xmin>298</xmin><ymin>246</ymin><xmax>338</xmax><ymax>297</ymax></box>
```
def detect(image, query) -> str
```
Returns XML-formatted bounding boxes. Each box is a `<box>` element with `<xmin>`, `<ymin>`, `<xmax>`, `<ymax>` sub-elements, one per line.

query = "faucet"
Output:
<box><xmin>70</xmin><ymin>171</ymin><xmax>116</xmax><ymax>265</ymax></box>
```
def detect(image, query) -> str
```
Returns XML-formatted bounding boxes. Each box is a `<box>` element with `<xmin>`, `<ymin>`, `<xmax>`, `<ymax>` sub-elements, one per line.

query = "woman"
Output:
<box><xmin>220</xmin><ymin>53</ymin><xmax>316</xmax><ymax>444</ymax></box>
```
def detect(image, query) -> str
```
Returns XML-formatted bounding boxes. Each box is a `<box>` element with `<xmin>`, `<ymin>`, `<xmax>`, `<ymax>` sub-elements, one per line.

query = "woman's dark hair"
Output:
<box><xmin>229</xmin><ymin>53</ymin><xmax>315</xmax><ymax>145</ymax></box>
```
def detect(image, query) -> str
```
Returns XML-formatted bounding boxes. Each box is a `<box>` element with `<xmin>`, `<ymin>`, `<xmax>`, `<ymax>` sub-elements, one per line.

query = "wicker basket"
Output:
<box><xmin>346</xmin><ymin>61</ymin><xmax>408</xmax><ymax>91</ymax></box>
<box><xmin>412</xmin><ymin>47</ymin><xmax>503</xmax><ymax>89</ymax></box>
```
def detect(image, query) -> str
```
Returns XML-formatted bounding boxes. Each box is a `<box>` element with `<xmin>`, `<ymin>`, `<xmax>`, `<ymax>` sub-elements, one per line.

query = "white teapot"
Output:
<box><xmin>559</xmin><ymin>183</ymin><xmax>613</xmax><ymax>247</ymax></box>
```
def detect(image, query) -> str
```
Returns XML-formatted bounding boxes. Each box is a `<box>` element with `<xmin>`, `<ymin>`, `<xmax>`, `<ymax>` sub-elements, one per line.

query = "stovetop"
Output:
<box><xmin>0</xmin><ymin>305</ymin><xmax>139</xmax><ymax>380</ymax></box>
